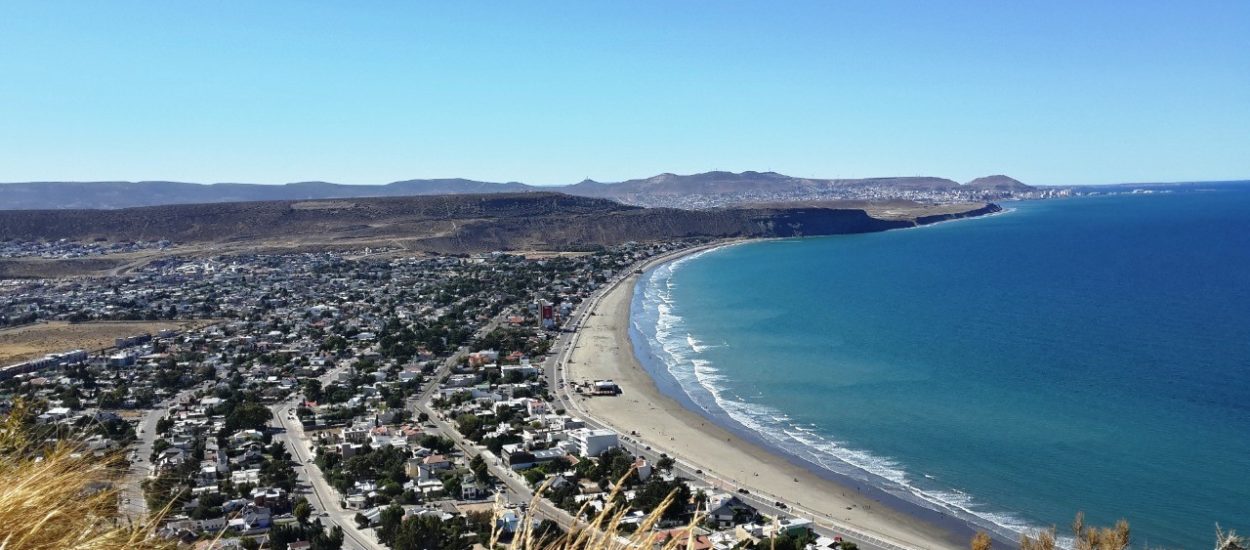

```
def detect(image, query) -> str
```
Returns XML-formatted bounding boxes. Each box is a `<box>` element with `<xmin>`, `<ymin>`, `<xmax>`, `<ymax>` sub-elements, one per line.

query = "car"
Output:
<box><xmin>737</xmin><ymin>488</ymin><xmax>749</xmax><ymax>494</ymax></box>
<box><xmin>695</xmin><ymin>469</ymin><xmax>703</xmax><ymax>474</ymax></box>
<box><xmin>775</xmin><ymin>501</ymin><xmax>788</xmax><ymax>509</ymax></box>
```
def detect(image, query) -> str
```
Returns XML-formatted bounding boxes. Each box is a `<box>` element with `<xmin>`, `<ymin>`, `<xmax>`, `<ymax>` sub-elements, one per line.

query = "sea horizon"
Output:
<box><xmin>629</xmin><ymin>185</ymin><xmax>1250</xmax><ymax>550</ymax></box>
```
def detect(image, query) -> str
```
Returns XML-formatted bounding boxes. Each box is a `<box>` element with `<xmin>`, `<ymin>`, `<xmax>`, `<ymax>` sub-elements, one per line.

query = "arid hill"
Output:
<box><xmin>0</xmin><ymin>192</ymin><xmax>999</xmax><ymax>257</ymax></box>
<box><xmin>965</xmin><ymin>175</ymin><xmax>1034</xmax><ymax>192</ymax></box>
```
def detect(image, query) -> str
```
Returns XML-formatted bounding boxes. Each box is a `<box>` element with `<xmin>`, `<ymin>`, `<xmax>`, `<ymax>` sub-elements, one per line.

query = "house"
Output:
<box><xmin>653</xmin><ymin>528</ymin><xmax>713</xmax><ymax>550</ymax></box>
<box><xmin>231</xmin><ymin>468</ymin><xmax>261</xmax><ymax>485</ymax></box>
<box><xmin>36</xmin><ymin>406</ymin><xmax>72</xmax><ymax>424</ymax></box>
<box><xmin>634</xmin><ymin>457</ymin><xmax>653</xmax><ymax>481</ymax></box>
<box><xmin>460</xmin><ymin>473</ymin><xmax>489</xmax><ymax>500</ymax></box>
<box><xmin>250</xmin><ymin>487</ymin><xmax>288</xmax><ymax>507</ymax></box>
<box><xmin>495</xmin><ymin>509</ymin><xmax>520</xmax><ymax>534</ymax></box>
<box><xmin>228</xmin><ymin>429</ymin><xmax>264</xmax><ymax>447</ymax></box>
<box><xmin>501</xmin><ymin>445</ymin><xmax>566</xmax><ymax>470</ymax></box>
<box><xmin>500</xmin><ymin>363</ymin><xmax>538</xmax><ymax>379</ymax></box>
<box><xmin>525</xmin><ymin>399</ymin><xmax>549</xmax><ymax>417</ymax></box>
<box><xmin>578</xmin><ymin>479</ymin><xmax>603</xmax><ymax>495</ymax></box>
<box><xmin>761</xmin><ymin>518</ymin><xmax>812</xmax><ymax>538</ymax></box>
<box><xmin>344</xmin><ymin>495</ymin><xmax>368</xmax><ymax>510</ymax></box>
<box><xmin>422</xmin><ymin>454</ymin><xmax>451</xmax><ymax>471</ymax></box>
<box><xmin>226</xmin><ymin>505</ymin><xmax>271</xmax><ymax>531</ymax></box>
<box><xmin>707</xmin><ymin>495</ymin><xmax>757</xmax><ymax>528</ymax></box>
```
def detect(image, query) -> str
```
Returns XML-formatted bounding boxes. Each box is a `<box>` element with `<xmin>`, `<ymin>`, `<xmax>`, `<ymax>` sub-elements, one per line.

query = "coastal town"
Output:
<box><xmin>0</xmin><ymin>239</ymin><xmax>941</xmax><ymax>550</ymax></box>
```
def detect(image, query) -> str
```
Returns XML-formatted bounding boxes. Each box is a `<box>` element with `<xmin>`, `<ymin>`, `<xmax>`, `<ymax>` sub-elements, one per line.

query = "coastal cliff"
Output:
<box><xmin>913</xmin><ymin>203</ymin><xmax>1003</xmax><ymax>225</ymax></box>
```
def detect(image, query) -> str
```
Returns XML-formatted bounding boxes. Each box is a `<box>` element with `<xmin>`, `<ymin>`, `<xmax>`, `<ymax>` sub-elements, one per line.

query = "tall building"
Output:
<box><xmin>538</xmin><ymin>300</ymin><xmax>556</xmax><ymax>329</ymax></box>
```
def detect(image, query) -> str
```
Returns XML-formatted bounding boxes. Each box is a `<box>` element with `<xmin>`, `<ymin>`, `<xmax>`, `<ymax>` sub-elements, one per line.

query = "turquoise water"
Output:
<box><xmin>631</xmin><ymin>184</ymin><xmax>1250</xmax><ymax>549</ymax></box>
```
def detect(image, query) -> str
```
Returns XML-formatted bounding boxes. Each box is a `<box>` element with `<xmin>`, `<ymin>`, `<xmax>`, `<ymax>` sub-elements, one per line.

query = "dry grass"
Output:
<box><xmin>1011</xmin><ymin>512</ymin><xmax>1130</xmax><ymax>550</ymax></box>
<box><xmin>500</xmin><ymin>471</ymin><xmax>696</xmax><ymax>550</ymax></box>
<box><xmin>988</xmin><ymin>511</ymin><xmax>1247</xmax><ymax>550</ymax></box>
<box><xmin>0</xmin><ymin>400</ymin><xmax>173</xmax><ymax>550</ymax></box>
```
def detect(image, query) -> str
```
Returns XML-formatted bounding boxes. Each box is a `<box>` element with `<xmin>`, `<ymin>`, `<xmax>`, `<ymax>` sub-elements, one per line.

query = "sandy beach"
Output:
<box><xmin>561</xmin><ymin>244</ymin><xmax>968</xmax><ymax>550</ymax></box>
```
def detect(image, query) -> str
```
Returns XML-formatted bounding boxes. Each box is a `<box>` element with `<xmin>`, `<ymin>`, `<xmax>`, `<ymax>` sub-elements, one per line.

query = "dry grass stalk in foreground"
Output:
<box><xmin>1009</xmin><ymin>512</ymin><xmax>1131</xmax><ymax>550</ymax></box>
<box><xmin>498</xmin><ymin>470</ymin><xmax>699</xmax><ymax>550</ymax></box>
<box><xmin>1215</xmin><ymin>526</ymin><xmax>1247</xmax><ymax>550</ymax></box>
<box><xmin>979</xmin><ymin>512</ymin><xmax>1248</xmax><ymax>550</ymax></box>
<box><xmin>0</xmin><ymin>400</ymin><xmax>173</xmax><ymax>550</ymax></box>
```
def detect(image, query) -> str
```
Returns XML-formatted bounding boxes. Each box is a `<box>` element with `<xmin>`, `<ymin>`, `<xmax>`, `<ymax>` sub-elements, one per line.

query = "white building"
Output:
<box><xmin>569</xmin><ymin>428</ymin><xmax>619</xmax><ymax>457</ymax></box>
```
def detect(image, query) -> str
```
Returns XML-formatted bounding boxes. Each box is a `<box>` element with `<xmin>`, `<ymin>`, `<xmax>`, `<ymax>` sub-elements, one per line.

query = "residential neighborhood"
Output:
<box><xmin>0</xmin><ymin>240</ymin><xmax>860</xmax><ymax>550</ymax></box>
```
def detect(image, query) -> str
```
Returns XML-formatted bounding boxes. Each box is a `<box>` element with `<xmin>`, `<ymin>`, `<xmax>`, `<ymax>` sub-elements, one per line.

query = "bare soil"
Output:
<box><xmin>0</xmin><ymin>320</ymin><xmax>213</xmax><ymax>365</ymax></box>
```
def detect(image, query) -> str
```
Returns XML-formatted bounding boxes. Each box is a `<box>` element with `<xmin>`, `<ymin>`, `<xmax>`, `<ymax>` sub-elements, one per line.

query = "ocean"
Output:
<box><xmin>630</xmin><ymin>183</ymin><xmax>1250</xmax><ymax>549</ymax></box>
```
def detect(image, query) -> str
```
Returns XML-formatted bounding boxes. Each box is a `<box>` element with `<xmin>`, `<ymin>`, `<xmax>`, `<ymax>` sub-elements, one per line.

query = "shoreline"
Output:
<box><xmin>559</xmin><ymin>240</ymin><xmax>975</xmax><ymax>550</ymax></box>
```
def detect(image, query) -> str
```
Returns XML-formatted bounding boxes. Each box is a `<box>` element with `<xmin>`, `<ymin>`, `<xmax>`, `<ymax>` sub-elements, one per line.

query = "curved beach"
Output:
<box><xmin>562</xmin><ymin>244</ymin><xmax>968</xmax><ymax>550</ymax></box>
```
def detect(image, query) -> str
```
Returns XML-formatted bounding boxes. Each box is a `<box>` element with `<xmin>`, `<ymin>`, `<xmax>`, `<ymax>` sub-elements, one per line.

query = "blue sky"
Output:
<box><xmin>1</xmin><ymin>2</ymin><xmax>1247</xmax><ymax>186</ymax></box>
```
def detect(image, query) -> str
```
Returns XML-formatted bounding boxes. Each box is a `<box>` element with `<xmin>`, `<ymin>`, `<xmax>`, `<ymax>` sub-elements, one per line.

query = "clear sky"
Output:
<box><xmin>2</xmin><ymin>1</ymin><xmax>1247</xmax><ymax>186</ymax></box>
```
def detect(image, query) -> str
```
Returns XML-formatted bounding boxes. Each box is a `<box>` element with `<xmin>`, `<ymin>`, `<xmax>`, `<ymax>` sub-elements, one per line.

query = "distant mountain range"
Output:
<box><xmin>0</xmin><ymin>171</ymin><xmax>1035</xmax><ymax>210</ymax></box>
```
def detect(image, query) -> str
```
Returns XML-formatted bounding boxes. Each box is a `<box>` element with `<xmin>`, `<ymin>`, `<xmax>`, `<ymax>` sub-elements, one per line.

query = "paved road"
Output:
<box><xmin>271</xmin><ymin>361</ymin><xmax>387</xmax><ymax>550</ymax></box>
<box><xmin>273</xmin><ymin>400</ymin><xmax>386</xmax><ymax>550</ymax></box>
<box><xmin>120</xmin><ymin>382</ymin><xmax>212</xmax><ymax>521</ymax></box>
<box><xmin>413</xmin><ymin>312</ymin><xmax>507</xmax><ymax>405</ymax></box>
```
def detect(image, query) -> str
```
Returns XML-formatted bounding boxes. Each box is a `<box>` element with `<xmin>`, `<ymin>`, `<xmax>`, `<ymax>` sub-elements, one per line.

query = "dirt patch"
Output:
<box><xmin>0</xmin><ymin>320</ymin><xmax>214</xmax><ymax>365</ymax></box>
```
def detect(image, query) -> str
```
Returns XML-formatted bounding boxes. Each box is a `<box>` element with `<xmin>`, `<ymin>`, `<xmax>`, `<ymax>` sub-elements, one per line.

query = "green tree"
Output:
<box><xmin>303</xmin><ymin>379</ymin><xmax>323</xmax><ymax>402</ymax></box>
<box><xmin>378</xmin><ymin>504</ymin><xmax>405</xmax><ymax>546</ymax></box>
<box><xmin>469</xmin><ymin>454</ymin><xmax>489</xmax><ymax>482</ymax></box>
<box><xmin>226</xmin><ymin>401</ymin><xmax>273</xmax><ymax>432</ymax></box>
<box><xmin>294</xmin><ymin>498</ymin><xmax>312</xmax><ymax>524</ymax></box>
<box><xmin>656</xmin><ymin>455</ymin><xmax>675</xmax><ymax>471</ymax></box>
<box><xmin>631</xmin><ymin>477</ymin><xmax>691</xmax><ymax>521</ymax></box>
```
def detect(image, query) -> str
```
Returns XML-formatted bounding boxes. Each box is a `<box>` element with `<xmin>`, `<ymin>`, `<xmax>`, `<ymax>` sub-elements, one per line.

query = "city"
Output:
<box><xmin>2</xmin><ymin>240</ymin><xmax>871</xmax><ymax>550</ymax></box>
